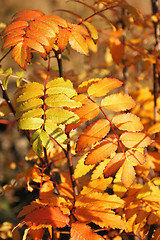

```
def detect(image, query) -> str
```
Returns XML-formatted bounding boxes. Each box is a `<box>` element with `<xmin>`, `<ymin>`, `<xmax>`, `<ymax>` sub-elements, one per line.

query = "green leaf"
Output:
<box><xmin>16</xmin><ymin>98</ymin><xmax>43</xmax><ymax>113</ymax></box>
<box><xmin>45</xmin><ymin>94</ymin><xmax>82</xmax><ymax>108</ymax></box>
<box><xmin>40</xmin><ymin>130</ymin><xmax>50</xmax><ymax>148</ymax></box>
<box><xmin>32</xmin><ymin>137</ymin><xmax>42</xmax><ymax>157</ymax></box>
<box><xmin>44</xmin><ymin>119</ymin><xmax>67</xmax><ymax>143</ymax></box>
<box><xmin>2</xmin><ymin>75</ymin><xmax>10</xmax><ymax>90</ymax></box>
<box><xmin>5</xmin><ymin>67</ymin><xmax>12</xmax><ymax>74</ymax></box>
<box><xmin>16</xmin><ymin>82</ymin><xmax>44</xmax><ymax>97</ymax></box>
<box><xmin>16</xmin><ymin>71</ymin><xmax>24</xmax><ymax>77</ymax></box>
<box><xmin>45</xmin><ymin>108</ymin><xmax>79</xmax><ymax>125</ymax></box>
<box><xmin>31</xmin><ymin>129</ymin><xmax>42</xmax><ymax>144</ymax></box>
<box><xmin>18</xmin><ymin>117</ymin><xmax>44</xmax><ymax>130</ymax></box>
<box><xmin>16</xmin><ymin>88</ymin><xmax>44</xmax><ymax>103</ymax></box>
<box><xmin>46</xmin><ymin>87</ymin><xmax>77</xmax><ymax>98</ymax></box>
<box><xmin>20</xmin><ymin>108</ymin><xmax>44</xmax><ymax>119</ymax></box>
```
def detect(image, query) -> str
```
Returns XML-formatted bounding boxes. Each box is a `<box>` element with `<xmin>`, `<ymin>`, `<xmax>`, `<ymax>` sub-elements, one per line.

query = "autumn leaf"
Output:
<box><xmin>85</xmin><ymin>137</ymin><xmax>118</xmax><ymax>165</ymax></box>
<box><xmin>148</xmin><ymin>122</ymin><xmax>160</xmax><ymax>135</ymax></box>
<box><xmin>88</xmin><ymin>78</ymin><xmax>123</xmax><ymax>97</ymax></box>
<box><xmin>112</xmin><ymin>113</ymin><xmax>144</xmax><ymax>132</ymax></box>
<box><xmin>104</xmin><ymin>153</ymin><xmax>125</xmax><ymax>177</ymax></box>
<box><xmin>69</xmin><ymin>31</ymin><xmax>88</xmax><ymax>55</ymax></box>
<box><xmin>57</xmin><ymin>28</ymin><xmax>71</xmax><ymax>50</ymax></box>
<box><xmin>76</xmin><ymin>119</ymin><xmax>110</xmax><ymax>152</ymax></box>
<box><xmin>24</xmin><ymin>206</ymin><xmax>69</xmax><ymax>228</ymax></box>
<box><xmin>109</xmin><ymin>37</ymin><xmax>124</xmax><ymax>65</ymax></box>
<box><xmin>71</xmin><ymin>222</ymin><xmax>103</xmax><ymax>240</ymax></box>
<box><xmin>120</xmin><ymin>132</ymin><xmax>152</xmax><ymax>148</ymax></box>
<box><xmin>101</xmin><ymin>93</ymin><xmax>136</xmax><ymax>111</ymax></box>
<box><xmin>122</xmin><ymin>159</ymin><xmax>136</xmax><ymax>188</ymax></box>
<box><xmin>39</xmin><ymin>181</ymin><xmax>54</xmax><ymax>200</ymax></box>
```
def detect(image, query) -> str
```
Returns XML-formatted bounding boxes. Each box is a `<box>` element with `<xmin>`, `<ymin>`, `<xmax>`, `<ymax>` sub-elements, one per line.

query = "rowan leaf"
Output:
<box><xmin>83</xmin><ymin>21</ymin><xmax>98</xmax><ymax>39</ymax></box>
<box><xmin>74</xmin><ymin>207</ymin><xmax>126</xmax><ymax>230</ymax></box>
<box><xmin>91</xmin><ymin>159</ymin><xmax>110</xmax><ymax>180</ymax></box>
<box><xmin>19</xmin><ymin>108</ymin><xmax>44</xmax><ymax>120</ymax></box>
<box><xmin>74</xmin><ymin>153</ymin><xmax>95</xmax><ymax>179</ymax></box>
<box><xmin>104</xmin><ymin>153</ymin><xmax>125</xmax><ymax>177</ymax></box>
<box><xmin>72</xmin><ymin>24</ymin><xmax>89</xmax><ymax>36</ymax></box>
<box><xmin>76</xmin><ymin>119</ymin><xmax>110</xmax><ymax>152</ymax></box>
<box><xmin>24</xmin><ymin>206</ymin><xmax>69</xmax><ymax>228</ymax></box>
<box><xmin>18</xmin><ymin>117</ymin><xmax>44</xmax><ymax>130</ymax></box>
<box><xmin>57</xmin><ymin>28</ymin><xmax>71</xmax><ymax>50</ymax></box>
<box><xmin>126</xmin><ymin>149</ymin><xmax>146</xmax><ymax>165</ymax></box>
<box><xmin>24</xmin><ymin>37</ymin><xmax>46</xmax><ymax>53</ymax></box>
<box><xmin>112</xmin><ymin>113</ymin><xmax>144</xmax><ymax>132</ymax></box>
<box><xmin>16</xmin><ymin>86</ymin><xmax>44</xmax><ymax>103</ymax></box>
<box><xmin>40</xmin><ymin>130</ymin><xmax>50</xmax><ymax>148</ymax></box>
<box><xmin>16</xmin><ymin>98</ymin><xmax>43</xmax><ymax>114</ymax></box>
<box><xmin>122</xmin><ymin>159</ymin><xmax>136</xmax><ymax>188</ymax></box>
<box><xmin>45</xmin><ymin>108</ymin><xmax>79</xmax><ymax>125</ymax></box>
<box><xmin>13</xmin><ymin>10</ymin><xmax>44</xmax><ymax>21</ymax></box>
<box><xmin>88</xmin><ymin>78</ymin><xmax>123</xmax><ymax>97</ymax></box>
<box><xmin>32</xmin><ymin>137</ymin><xmax>43</xmax><ymax>157</ymax></box>
<box><xmin>44</xmin><ymin>119</ymin><xmax>67</xmax><ymax>143</ymax></box>
<box><xmin>101</xmin><ymin>93</ymin><xmax>136</xmax><ymax>111</ymax></box>
<box><xmin>39</xmin><ymin>181</ymin><xmax>54</xmax><ymax>200</ymax></box>
<box><xmin>65</xmin><ymin>102</ymin><xmax>99</xmax><ymax>132</ymax></box>
<box><xmin>86</xmin><ymin>37</ymin><xmax>97</xmax><ymax>52</ymax></box>
<box><xmin>4</xmin><ymin>20</ymin><xmax>28</xmax><ymax>35</ymax></box>
<box><xmin>71</xmin><ymin>222</ymin><xmax>102</xmax><ymax>240</ymax></box>
<box><xmin>45</xmin><ymin>94</ymin><xmax>81</xmax><ymax>108</ymax></box>
<box><xmin>26</xmin><ymin>28</ymin><xmax>50</xmax><ymax>47</ymax></box>
<box><xmin>78</xmin><ymin>78</ymin><xmax>100</xmax><ymax>93</ymax></box>
<box><xmin>11</xmin><ymin>42</ymin><xmax>30</xmax><ymax>70</ymax></box>
<box><xmin>85</xmin><ymin>137</ymin><xmax>118</xmax><ymax>165</ymax></box>
<box><xmin>120</xmin><ymin>132</ymin><xmax>152</xmax><ymax>148</ymax></box>
<box><xmin>2</xmin><ymin>35</ymin><xmax>24</xmax><ymax>50</ymax></box>
<box><xmin>29</xmin><ymin>20</ymin><xmax>57</xmax><ymax>38</ymax></box>
<box><xmin>69</xmin><ymin>31</ymin><xmax>88</xmax><ymax>55</ymax></box>
<box><xmin>109</xmin><ymin>37</ymin><xmax>124</xmax><ymax>65</ymax></box>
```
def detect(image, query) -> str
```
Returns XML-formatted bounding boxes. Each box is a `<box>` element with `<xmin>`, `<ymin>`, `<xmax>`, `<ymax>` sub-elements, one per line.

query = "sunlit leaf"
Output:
<box><xmin>18</xmin><ymin>117</ymin><xmax>44</xmax><ymax>130</ymax></box>
<box><xmin>83</xmin><ymin>21</ymin><xmax>98</xmax><ymax>39</ymax></box>
<box><xmin>0</xmin><ymin>101</ymin><xmax>11</xmax><ymax>117</ymax></box>
<box><xmin>57</xmin><ymin>28</ymin><xmax>71</xmax><ymax>50</ymax></box>
<box><xmin>122</xmin><ymin>159</ymin><xmax>135</xmax><ymax>188</ymax></box>
<box><xmin>101</xmin><ymin>93</ymin><xmax>136</xmax><ymax>111</ymax></box>
<box><xmin>76</xmin><ymin>119</ymin><xmax>110</xmax><ymax>152</ymax></box>
<box><xmin>45</xmin><ymin>108</ymin><xmax>79</xmax><ymax>125</ymax></box>
<box><xmin>40</xmin><ymin>130</ymin><xmax>50</xmax><ymax>148</ymax></box>
<box><xmin>78</xmin><ymin>78</ymin><xmax>100</xmax><ymax>93</ymax></box>
<box><xmin>13</xmin><ymin>10</ymin><xmax>44</xmax><ymax>21</ymax></box>
<box><xmin>69</xmin><ymin>31</ymin><xmax>88</xmax><ymax>55</ymax></box>
<box><xmin>112</xmin><ymin>113</ymin><xmax>144</xmax><ymax>132</ymax></box>
<box><xmin>24</xmin><ymin>37</ymin><xmax>46</xmax><ymax>53</ymax></box>
<box><xmin>11</xmin><ymin>42</ymin><xmax>29</xmax><ymax>70</ymax></box>
<box><xmin>104</xmin><ymin>153</ymin><xmax>125</xmax><ymax>177</ymax></box>
<box><xmin>120</xmin><ymin>132</ymin><xmax>152</xmax><ymax>148</ymax></box>
<box><xmin>4</xmin><ymin>20</ymin><xmax>28</xmax><ymax>35</ymax></box>
<box><xmin>109</xmin><ymin>37</ymin><xmax>124</xmax><ymax>65</ymax></box>
<box><xmin>45</xmin><ymin>94</ymin><xmax>81</xmax><ymax>108</ymax></box>
<box><xmin>86</xmin><ymin>37</ymin><xmax>97</xmax><ymax>52</ymax></box>
<box><xmin>148</xmin><ymin>122</ymin><xmax>160</xmax><ymax>135</ymax></box>
<box><xmin>85</xmin><ymin>137</ymin><xmax>118</xmax><ymax>165</ymax></box>
<box><xmin>39</xmin><ymin>181</ymin><xmax>54</xmax><ymax>200</ymax></box>
<box><xmin>88</xmin><ymin>77</ymin><xmax>123</xmax><ymax>97</ymax></box>
<box><xmin>16</xmin><ymin>98</ymin><xmax>43</xmax><ymax>115</ymax></box>
<box><xmin>71</xmin><ymin>222</ymin><xmax>102</xmax><ymax>240</ymax></box>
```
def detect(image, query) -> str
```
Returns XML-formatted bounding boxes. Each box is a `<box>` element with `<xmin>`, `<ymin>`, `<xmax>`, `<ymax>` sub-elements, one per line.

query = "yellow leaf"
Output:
<box><xmin>86</xmin><ymin>37</ymin><xmax>97</xmax><ymax>52</ymax></box>
<box><xmin>91</xmin><ymin>159</ymin><xmax>110</xmax><ymax>180</ymax></box>
<box><xmin>120</xmin><ymin>132</ymin><xmax>152</xmax><ymax>148</ymax></box>
<box><xmin>101</xmin><ymin>93</ymin><xmax>136</xmax><ymax>111</ymax></box>
<box><xmin>85</xmin><ymin>137</ymin><xmax>118</xmax><ymax>165</ymax></box>
<box><xmin>78</xmin><ymin>78</ymin><xmax>100</xmax><ymax>93</ymax></box>
<box><xmin>69</xmin><ymin>31</ymin><xmax>88</xmax><ymax>55</ymax></box>
<box><xmin>112</xmin><ymin>113</ymin><xmax>144</xmax><ymax>132</ymax></box>
<box><xmin>83</xmin><ymin>21</ymin><xmax>98</xmax><ymax>40</ymax></box>
<box><xmin>76</xmin><ymin>119</ymin><xmax>110</xmax><ymax>152</ymax></box>
<box><xmin>122</xmin><ymin>159</ymin><xmax>135</xmax><ymax>188</ymax></box>
<box><xmin>74</xmin><ymin>153</ymin><xmax>95</xmax><ymax>179</ymax></box>
<box><xmin>39</xmin><ymin>181</ymin><xmax>54</xmax><ymax>200</ymax></box>
<box><xmin>88</xmin><ymin>78</ymin><xmax>123</xmax><ymax>97</ymax></box>
<box><xmin>126</xmin><ymin>149</ymin><xmax>146</xmax><ymax>165</ymax></box>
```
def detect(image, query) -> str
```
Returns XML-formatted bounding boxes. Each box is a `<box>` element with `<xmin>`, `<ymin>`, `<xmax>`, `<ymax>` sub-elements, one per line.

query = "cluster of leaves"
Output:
<box><xmin>0</xmin><ymin>0</ymin><xmax>160</xmax><ymax>239</ymax></box>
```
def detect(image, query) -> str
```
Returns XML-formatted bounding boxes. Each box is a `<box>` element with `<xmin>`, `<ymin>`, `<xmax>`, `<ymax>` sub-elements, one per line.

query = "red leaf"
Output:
<box><xmin>24</xmin><ymin>206</ymin><xmax>69</xmax><ymax>228</ymax></box>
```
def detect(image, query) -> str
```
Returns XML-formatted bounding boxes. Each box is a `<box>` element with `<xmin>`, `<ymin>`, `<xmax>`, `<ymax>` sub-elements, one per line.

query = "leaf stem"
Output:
<box><xmin>88</xmin><ymin>96</ymin><xmax>125</xmax><ymax>156</ymax></box>
<box><xmin>54</xmin><ymin>50</ymin><xmax>63</xmax><ymax>77</ymax></box>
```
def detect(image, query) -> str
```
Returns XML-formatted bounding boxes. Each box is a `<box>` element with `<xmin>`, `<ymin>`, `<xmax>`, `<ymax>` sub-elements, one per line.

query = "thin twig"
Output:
<box><xmin>54</xmin><ymin>49</ymin><xmax>79</xmax><ymax>199</ymax></box>
<box><xmin>0</xmin><ymin>48</ymin><xmax>12</xmax><ymax>63</ymax></box>
<box><xmin>151</xmin><ymin>0</ymin><xmax>160</xmax><ymax>122</ymax></box>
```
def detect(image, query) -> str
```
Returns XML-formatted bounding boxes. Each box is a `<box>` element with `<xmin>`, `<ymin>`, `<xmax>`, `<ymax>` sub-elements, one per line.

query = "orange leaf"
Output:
<box><xmin>88</xmin><ymin>78</ymin><xmax>123</xmax><ymax>97</ymax></box>
<box><xmin>148</xmin><ymin>122</ymin><xmax>160</xmax><ymax>135</ymax></box>
<box><xmin>72</xmin><ymin>94</ymin><xmax>88</xmax><ymax>105</ymax></box>
<box><xmin>126</xmin><ymin>149</ymin><xmax>146</xmax><ymax>165</ymax></box>
<box><xmin>37</xmin><ymin>15</ymin><xmax>59</xmax><ymax>34</ymax></box>
<box><xmin>11</xmin><ymin>42</ymin><xmax>29</xmax><ymax>70</ymax></box>
<box><xmin>39</xmin><ymin>181</ymin><xmax>54</xmax><ymax>200</ymax></box>
<box><xmin>69</xmin><ymin>31</ymin><xmax>88</xmax><ymax>55</ymax></box>
<box><xmin>24</xmin><ymin>37</ymin><xmax>46</xmax><ymax>53</ymax></box>
<box><xmin>120</xmin><ymin>132</ymin><xmax>152</xmax><ymax>148</ymax></box>
<box><xmin>86</xmin><ymin>37</ymin><xmax>97</xmax><ymax>52</ymax></box>
<box><xmin>74</xmin><ymin>208</ymin><xmax>126</xmax><ymax>230</ymax></box>
<box><xmin>26</xmin><ymin>29</ymin><xmax>50</xmax><ymax>47</ymax></box>
<box><xmin>78</xmin><ymin>78</ymin><xmax>100</xmax><ymax>93</ymax></box>
<box><xmin>71</xmin><ymin>222</ymin><xmax>102</xmax><ymax>240</ymax></box>
<box><xmin>72</xmin><ymin>24</ymin><xmax>89</xmax><ymax>36</ymax></box>
<box><xmin>57</xmin><ymin>28</ymin><xmax>71</xmax><ymax>50</ymax></box>
<box><xmin>66</xmin><ymin>102</ymin><xmax>99</xmax><ymax>132</ymax></box>
<box><xmin>85</xmin><ymin>137</ymin><xmax>118</xmax><ymax>165</ymax></box>
<box><xmin>24</xmin><ymin>206</ymin><xmax>69</xmax><ymax>228</ymax></box>
<box><xmin>122</xmin><ymin>159</ymin><xmax>135</xmax><ymax>188</ymax></box>
<box><xmin>76</xmin><ymin>119</ymin><xmax>110</xmax><ymax>152</ymax></box>
<box><xmin>29</xmin><ymin>228</ymin><xmax>45</xmax><ymax>240</ymax></box>
<box><xmin>29</xmin><ymin>20</ymin><xmax>56</xmax><ymax>38</ymax></box>
<box><xmin>109</xmin><ymin>37</ymin><xmax>124</xmax><ymax>65</ymax></box>
<box><xmin>101</xmin><ymin>93</ymin><xmax>136</xmax><ymax>111</ymax></box>
<box><xmin>104</xmin><ymin>153</ymin><xmax>125</xmax><ymax>177</ymax></box>
<box><xmin>2</xmin><ymin>35</ymin><xmax>24</xmax><ymax>50</ymax></box>
<box><xmin>112</xmin><ymin>113</ymin><xmax>144</xmax><ymax>132</ymax></box>
<box><xmin>13</xmin><ymin>10</ymin><xmax>44</xmax><ymax>21</ymax></box>
<box><xmin>82</xmin><ymin>21</ymin><xmax>98</xmax><ymax>39</ymax></box>
<box><xmin>4</xmin><ymin>20</ymin><xmax>28</xmax><ymax>34</ymax></box>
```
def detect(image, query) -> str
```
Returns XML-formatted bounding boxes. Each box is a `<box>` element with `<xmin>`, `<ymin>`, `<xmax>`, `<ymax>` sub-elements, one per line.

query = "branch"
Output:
<box><xmin>151</xmin><ymin>0</ymin><xmax>160</xmax><ymax>122</ymax></box>
<box><xmin>54</xmin><ymin>50</ymin><xmax>63</xmax><ymax>78</ymax></box>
